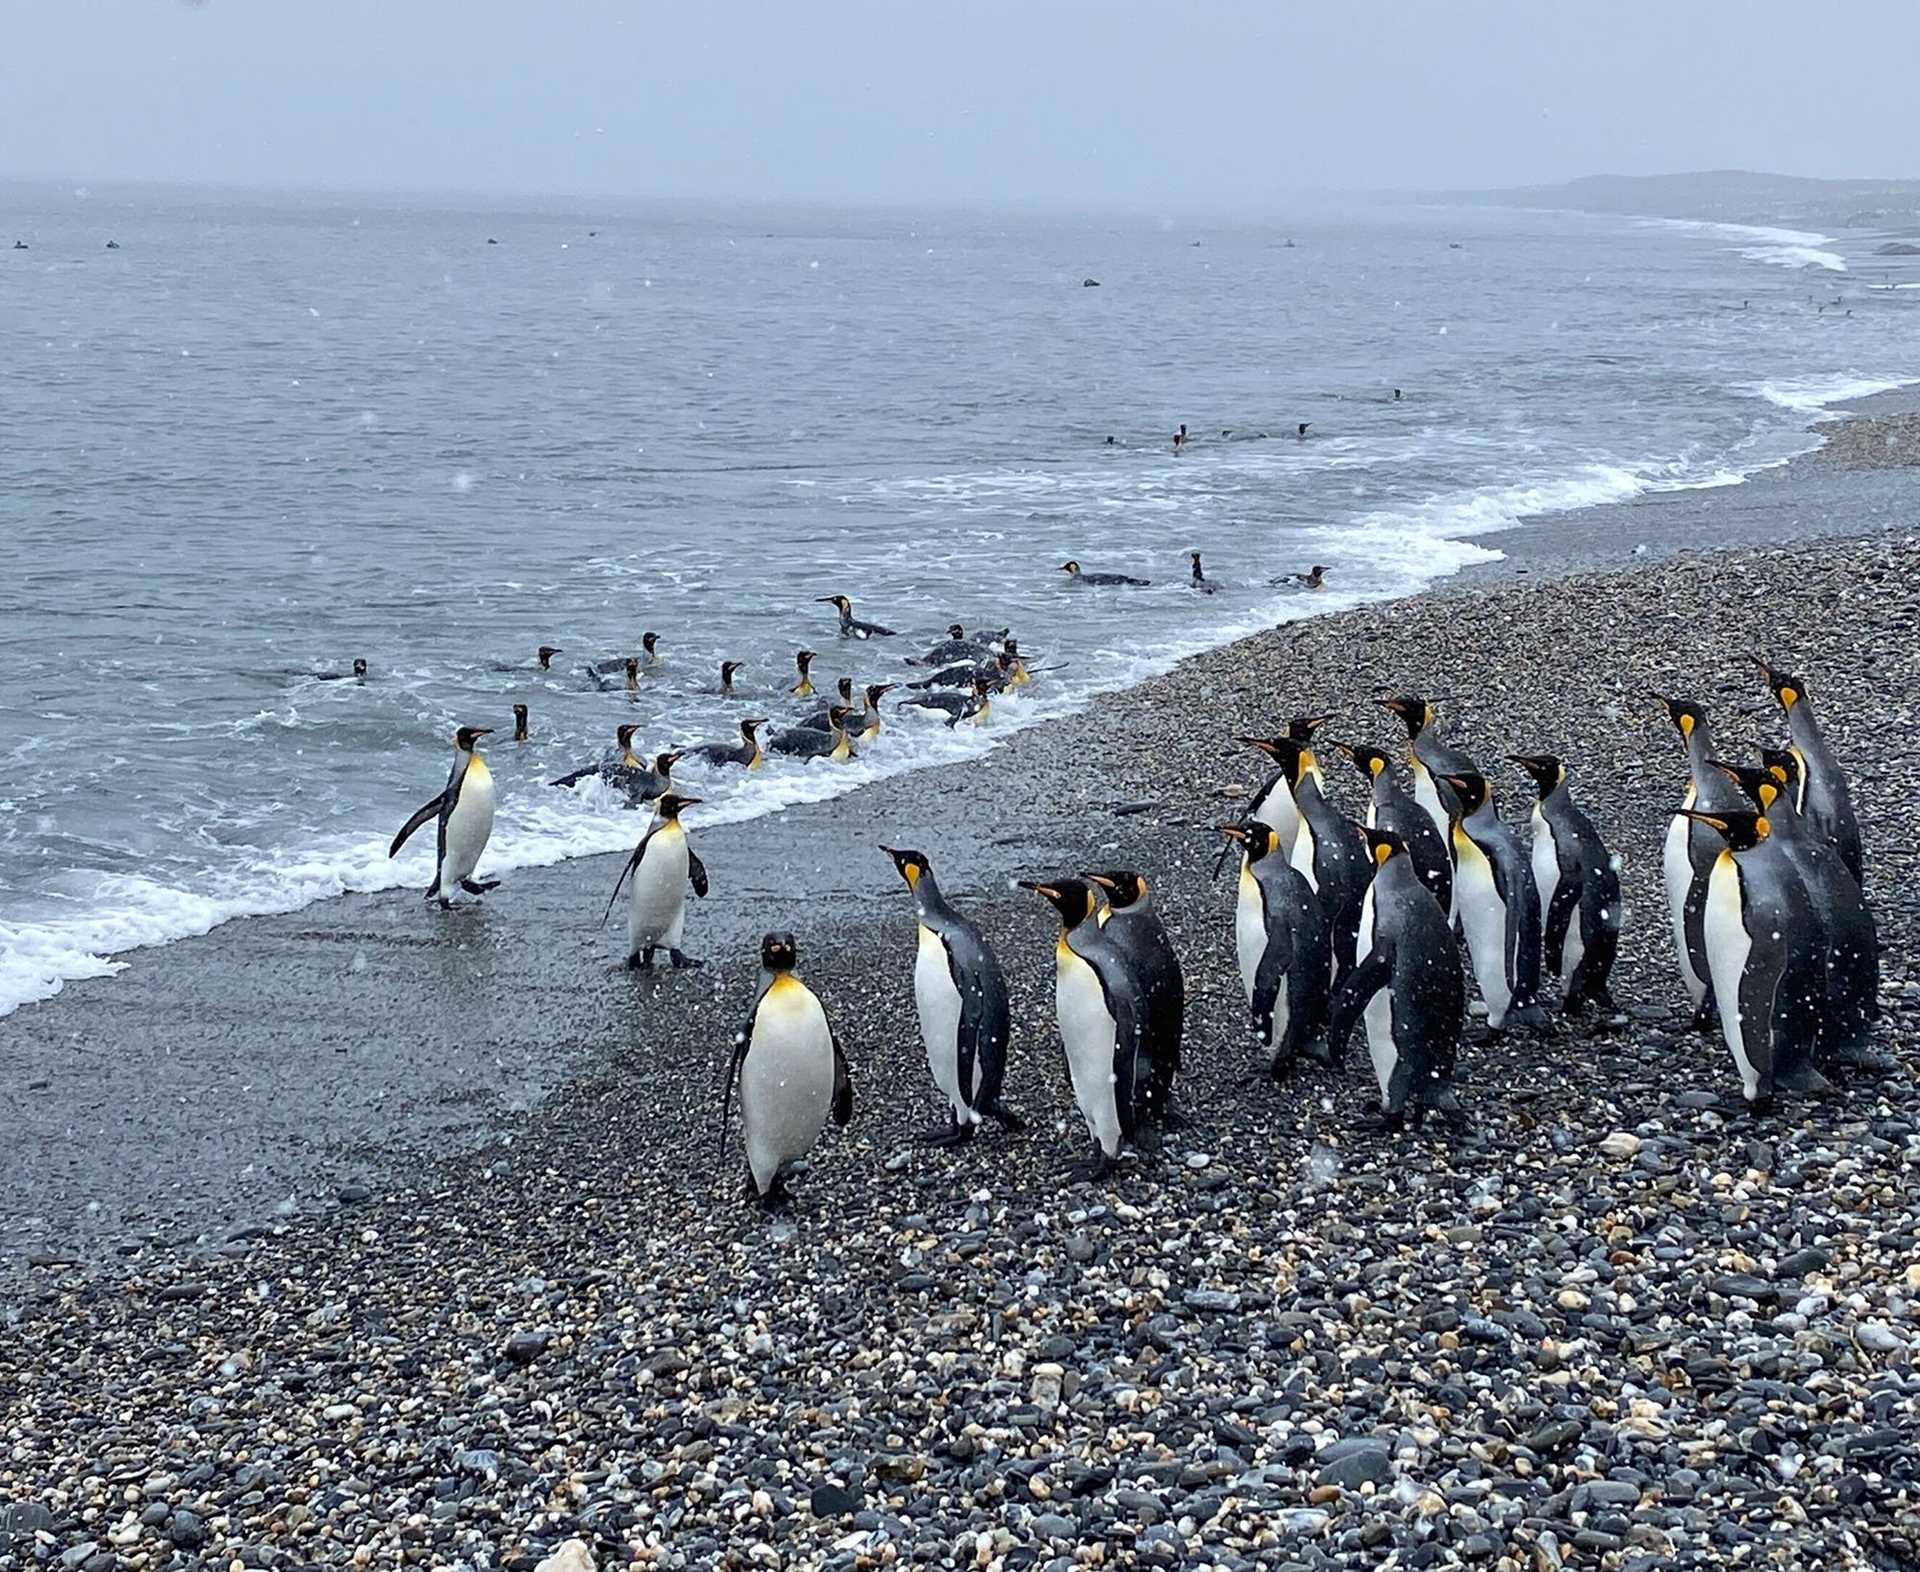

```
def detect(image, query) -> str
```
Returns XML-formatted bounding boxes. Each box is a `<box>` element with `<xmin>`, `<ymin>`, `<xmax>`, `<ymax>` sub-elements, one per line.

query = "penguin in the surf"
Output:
<box><xmin>600</xmin><ymin>792</ymin><xmax>709</xmax><ymax>970</ymax></box>
<box><xmin>770</xmin><ymin>705</ymin><xmax>859</xmax><ymax>761</ymax></box>
<box><xmin>1508</xmin><ymin>754</ymin><xmax>1623</xmax><ymax>1014</ymax></box>
<box><xmin>1656</xmin><ymin>695</ymin><xmax>1746</xmax><ymax>1030</ymax></box>
<box><xmin>1020</xmin><ymin>875</ymin><xmax>1153</xmax><ymax>1179</ymax></box>
<box><xmin>1437</xmin><ymin>770</ymin><xmax>1547</xmax><ymax>1030</ymax></box>
<box><xmin>511</xmin><ymin>702</ymin><xmax>530</xmax><ymax>742</ymax></box>
<box><xmin>689</xmin><ymin>717</ymin><xmax>767</xmax><ymax>770</ymax></box>
<box><xmin>721</xmin><ymin>932</ymin><xmax>853</xmax><ymax>1204</ymax></box>
<box><xmin>790</xmin><ymin>649</ymin><xmax>818</xmax><ymax>697</ymax></box>
<box><xmin>1240</xmin><ymin>734</ymin><xmax>1369</xmax><ymax>984</ymax></box>
<box><xmin>1333</xmin><ymin>742</ymin><xmax>1453</xmax><ymax>918</ymax></box>
<box><xmin>818</xmin><ymin>594</ymin><xmax>896</xmax><ymax>640</ymax></box>
<box><xmin>1379</xmin><ymin>695</ymin><xmax>1480</xmax><ymax>889</ymax></box>
<box><xmin>1752</xmin><ymin>657</ymin><xmax>1864</xmax><ymax>882</ymax></box>
<box><xmin>1678</xmin><ymin>807</ymin><xmax>1827</xmax><ymax>1105</ymax></box>
<box><xmin>1324</xmin><ymin>825</ymin><xmax>1467</xmax><ymax>1130</ymax></box>
<box><xmin>1085</xmin><ymin>870</ymin><xmax>1183</xmax><ymax>1119</ymax></box>
<box><xmin>1187</xmin><ymin>551</ymin><xmax>1221</xmax><ymax>594</ymax></box>
<box><xmin>882</xmin><ymin>847</ymin><xmax>1021</xmax><ymax>1144</ymax></box>
<box><xmin>1214</xmin><ymin>820</ymin><xmax>1330</xmax><ymax>1074</ymax></box>
<box><xmin>388</xmin><ymin>725</ymin><xmax>499</xmax><ymax>907</ymax></box>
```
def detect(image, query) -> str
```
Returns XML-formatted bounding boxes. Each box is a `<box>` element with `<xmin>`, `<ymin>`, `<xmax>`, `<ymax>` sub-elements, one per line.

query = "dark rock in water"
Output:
<box><xmin>809</xmin><ymin>1482</ymin><xmax>861</xmax><ymax>1517</ymax></box>
<box><xmin>1082</xmin><ymin>278</ymin><xmax>1101</xmax><ymax>287</ymax></box>
<box><xmin>1875</xmin><ymin>241</ymin><xmax>1920</xmax><ymax>256</ymax></box>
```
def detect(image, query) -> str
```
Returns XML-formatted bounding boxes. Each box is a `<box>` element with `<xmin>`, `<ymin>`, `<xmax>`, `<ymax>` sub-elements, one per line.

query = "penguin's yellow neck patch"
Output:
<box><xmin>794</xmin><ymin>678</ymin><xmax>813</xmax><ymax>697</ymax></box>
<box><xmin>466</xmin><ymin>755</ymin><xmax>492</xmax><ymax>784</ymax></box>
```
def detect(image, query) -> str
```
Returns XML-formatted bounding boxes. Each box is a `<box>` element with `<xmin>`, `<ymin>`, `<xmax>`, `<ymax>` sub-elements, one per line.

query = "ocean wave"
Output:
<box><xmin>1641</xmin><ymin>217</ymin><xmax>1847</xmax><ymax>274</ymax></box>
<box><xmin>1742</xmin><ymin>373</ymin><xmax>1920</xmax><ymax>414</ymax></box>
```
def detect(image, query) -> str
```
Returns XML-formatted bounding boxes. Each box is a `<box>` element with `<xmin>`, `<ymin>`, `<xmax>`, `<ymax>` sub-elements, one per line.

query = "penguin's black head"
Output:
<box><xmin>1751</xmin><ymin>655</ymin><xmax>1807</xmax><ymax>713</ymax></box>
<box><xmin>1238</xmin><ymin>734</ymin><xmax>1309</xmax><ymax>783</ymax></box>
<box><xmin>624</xmin><ymin>657</ymin><xmax>640</xmax><ymax>679</ymax></box>
<box><xmin>835</xmin><ymin>676</ymin><xmax>855</xmax><ymax>701</ymax></box>
<box><xmin>643</xmin><ymin>631</ymin><xmax>661</xmax><ymax>655</ymax></box>
<box><xmin>1378</xmin><ymin>695</ymin><xmax>1430</xmax><ymax>736</ymax></box>
<box><xmin>1361</xmin><ymin>825</ymin><xmax>1408</xmax><ymax>868</ymax></box>
<box><xmin>1085</xmin><ymin>870</ymin><xmax>1146</xmax><ymax>908</ymax></box>
<box><xmin>817</xmin><ymin>595</ymin><xmax>852</xmax><ymax>615</ymax></box>
<box><xmin>538</xmin><ymin>645</ymin><xmax>563</xmax><ymax>667</ymax></box>
<box><xmin>512</xmin><ymin>702</ymin><xmax>529</xmax><ymax>719</ymax></box>
<box><xmin>1338</xmin><ymin>742</ymin><xmax>1394</xmax><ymax>780</ymax></box>
<box><xmin>1759</xmin><ymin>745</ymin><xmax>1800</xmax><ymax>791</ymax></box>
<box><xmin>616</xmin><ymin>722</ymin><xmax>641</xmax><ymax>747</ymax></box>
<box><xmin>1653</xmin><ymin>694</ymin><xmax>1707</xmax><ymax>740</ymax></box>
<box><xmin>1059</xmin><ymin>560</ymin><xmax>1081</xmax><ymax>576</ymax></box>
<box><xmin>721</xmin><ymin>659</ymin><xmax>744</xmax><ymax>681</ymax></box>
<box><xmin>454</xmin><ymin>725</ymin><xmax>493</xmax><ymax>750</ymax></box>
<box><xmin>1438</xmin><ymin>770</ymin><xmax>1489</xmax><ymax>815</ymax></box>
<box><xmin>1189</xmin><ymin>551</ymin><xmax>1204</xmax><ymax>567</ymax></box>
<box><xmin>1709</xmin><ymin>759</ymin><xmax>1780</xmax><ymax>813</ymax></box>
<box><xmin>1018</xmin><ymin>876</ymin><xmax>1097</xmax><ymax>929</ymax></box>
<box><xmin>656</xmin><ymin>750</ymin><xmax>683</xmax><ymax>773</ymax></box>
<box><xmin>796</xmin><ymin>649</ymin><xmax>816</xmax><ymax>670</ymax></box>
<box><xmin>742</xmin><ymin>716</ymin><xmax>768</xmax><ymax>736</ymax></box>
<box><xmin>1506</xmin><ymin>754</ymin><xmax>1564</xmax><ymax>798</ymax></box>
<box><xmin>972</xmin><ymin>676</ymin><xmax>994</xmax><ymax>697</ymax></box>
<box><xmin>352</xmin><ymin>658</ymin><xmax>368</xmax><ymax>678</ymax></box>
<box><xmin>760</xmin><ymin>931</ymin><xmax>799</xmax><ymax>972</ymax></box>
<box><xmin>1002</xmin><ymin>637</ymin><xmax>1020</xmax><ymax>655</ymax></box>
<box><xmin>865</xmin><ymin>682</ymin><xmax>896</xmax><ymax>705</ymax></box>
<box><xmin>1680</xmin><ymin>807</ymin><xmax>1768</xmax><ymax>852</ymax></box>
<box><xmin>828</xmin><ymin>705</ymin><xmax>857</xmax><ymax>729</ymax></box>
<box><xmin>881</xmin><ymin>845</ymin><xmax>931</xmax><ymax>890</ymax></box>
<box><xmin>1215</xmin><ymin>822</ymin><xmax>1280</xmax><ymax>864</ymax></box>
<box><xmin>945</xmin><ymin>622</ymin><xmax>965</xmax><ymax>641</ymax></box>
<box><xmin>656</xmin><ymin>792</ymin><xmax>701</xmax><ymax>820</ymax></box>
<box><xmin>1287</xmin><ymin>713</ymin><xmax>1332</xmax><ymax>742</ymax></box>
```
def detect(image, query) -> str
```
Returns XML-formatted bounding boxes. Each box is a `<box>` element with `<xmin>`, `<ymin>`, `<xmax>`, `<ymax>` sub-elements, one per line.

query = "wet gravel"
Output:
<box><xmin>4</xmin><ymin>533</ymin><xmax>1920</xmax><ymax>1571</ymax></box>
<box><xmin>1818</xmin><ymin>413</ymin><xmax>1920</xmax><ymax>470</ymax></box>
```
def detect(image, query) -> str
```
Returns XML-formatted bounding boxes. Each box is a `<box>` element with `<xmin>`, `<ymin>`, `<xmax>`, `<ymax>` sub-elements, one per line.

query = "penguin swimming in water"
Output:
<box><xmin>1060</xmin><ymin>559</ymin><xmax>1151</xmax><ymax>587</ymax></box>
<box><xmin>1324</xmin><ymin>826</ymin><xmax>1467</xmax><ymax>1131</ymax></box>
<box><xmin>770</xmin><ymin>706</ymin><xmax>858</xmax><ymax>761</ymax></box>
<box><xmin>313</xmin><ymin>658</ymin><xmax>368</xmax><ymax>682</ymax></box>
<box><xmin>1508</xmin><ymin>754</ymin><xmax>1622</xmax><ymax>1014</ymax></box>
<box><xmin>551</xmin><ymin>724</ymin><xmax>677</xmax><ymax>804</ymax></box>
<box><xmin>640</xmin><ymin>631</ymin><xmax>664</xmax><ymax>670</ymax></box>
<box><xmin>1437</xmin><ymin>770</ymin><xmax>1546</xmax><ymax>1029</ymax></box>
<box><xmin>900</xmin><ymin>676</ymin><xmax>993</xmax><ymax>728</ymax></box>
<box><xmin>798</xmin><ymin>676</ymin><xmax>856</xmax><ymax>729</ymax></box>
<box><xmin>1240</xmin><ymin>734</ymin><xmax>1369</xmax><ymax>986</ymax></box>
<box><xmin>1020</xmin><ymin>876</ymin><xmax>1153</xmax><ymax>1179</ymax></box>
<box><xmin>1379</xmin><ymin>696</ymin><xmax>1479</xmax><ymax>883</ymax></box>
<box><xmin>1720</xmin><ymin>755</ymin><xmax>1880</xmax><ymax>1070</ymax></box>
<box><xmin>688</xmin><ymin>717</ymin><xmax>766</xmax><ymax>770</ymax></box>
<box><xmin>1085</xmin><ymin>870</ymin><xmax>1183</xmax><ymax>1120</ymax></box>
<box><xmin>1269</xmin><ymin>565</ymin><xmax>1328</xmax><ymax>591</ymax></box>
<box><xmin>512</xmin><ymin>703</ymin><xmax>530</xmax><ymax>742</ymax></box>
<box><xmin>841</xmin><ymin>682</ymin><xmax>897</xmax><ymax>741</ymax></box>
<box><xmin>601</xmin><ymin>792</ymin><xmax>709</xmax><ymax>970</ymax></box>
<box><xmin>388</xmin><ymin>726</ymin><xmax>500</xmax><ymax>906</ymax></box>
<box><xmin>538</xmin><ymin>645</ymin><xmax>563</xmax><ymax>671</ymax></box>
<box><xmin>818</xmin><ymin>594</ymin><xmax>896</xmax><ymax>640</ymax></box>
<box><xmin>790</xmin><ymin>649</ymin><xmax>817</xmax><ymax>697</ymax></box>
<box><xmin>907</xmin><ymin>624</ymin><xmax>991</xmax><ymax>668</ymax></box>
<box><xmin>721</xmin><ymin>932</ymin><xmax>853</xmax><ymax>1204</ymax></box>
<box><xmin>716</xmin><ymin>659</ymin><xmax>746</xmax><ymax>697</ymax></box>
<box><xmin>1333</xmin><ymin>743</ymin><xmax>1454</xmax><ymax>919</ymax></box>
<box><xmin>1187</xmin><ymin>552</ymin><xmax>1221</xmax><ymax>594</ymax></box>
<box><xmin>1752</xmin><ymin>657</ymin><xmax>1864</xmax><ymax>883</ymax></box>
<box><xmin>1214</xmin><ymin>821</ymin><xmax>1330</xmax><ymax>1074</ymax></box>
<box><xmin>1655</xmin><ymin>695</ymin><xmax>1746</xmax><ymax>1031</ymax></box>
<box><xmin>1678</xmin><ymin>807</ymin><xmax>1827</xmax><ymax>1106</ymax></box>
<box><xmin>882</xmin><ymin>847</ymin><xmax>1021</xmax><ymax>1145</ymax></box>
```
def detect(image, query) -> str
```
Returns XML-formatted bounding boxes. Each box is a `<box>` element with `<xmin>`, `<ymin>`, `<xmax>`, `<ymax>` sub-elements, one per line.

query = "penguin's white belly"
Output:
<box><xmin>1662</xmin><ymin>811</ymin><xmax>1704</xmax><ymax>1006</ymax></box>
<box><xmin>1410</xmin><ymin>762</ymin><xmax>1446</xmax><ymax>840</ymax></box>
<box><xmin>1055</xmin><ymin>946</ymin><xmax>1122</xmax><ymax>1157</ymax></box>
<box><xmin>1702</xmin><ymin>856</ymin><xmax>1760</xmax><ymax>1099</ymax></box>
<box><xmin>628</xmin><ymin>825</ymin><xmax>689</xmax><ymax>954</ymax></box>
<box><xmin>1252</xmin><ymin>785</ymin><xmax>1300</xmax><ymax>856</ymax></box>
<box><xmin>1453</xmin><ymin>835</ymin><xmax>1513</xmax><ymax>1026</ymax></box>
<box><xmin>740</xmin><ymin>981</ymin><xmax>836</xmax><ymax>1192</ymax></box>
<box><xmin>1289</xmin><ymin>817</ymin><xmax>1320</xmax><ymax>893</ymax></box>
<box><xmin>1353</xmin><ymin>886</ymin><xmax>1394</xmax><ymax>1097</ymax></box>
<box><xmin>1234</xmin><ymin>866</ymin><xmax>1265</xmax><ymax>1006</ymax></box>
<box><xmin>914</xmin><ymin>925</ymin><xmax>972</xmax><ymax>1120</ymax></box>
<box><xmin>442</xmin><ymin>761</ymin><xmax>495</xmax><ymax>888</ymax></box>
<box><xmin>1530</xmin><ymin>811</ymin><xmax>1559</xmax><ymax>936</ymax></box>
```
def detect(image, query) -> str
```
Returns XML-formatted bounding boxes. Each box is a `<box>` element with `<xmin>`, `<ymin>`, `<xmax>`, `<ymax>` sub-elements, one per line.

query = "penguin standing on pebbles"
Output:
<box><xmin>882</xmin><ymin>847</ymin><xmax>1021</xmax><ymax>1144</ymax></box>
<box><xmin>1214</xmin><ymin>821</ymin><xmax>1330</xmax><ymax>1074</ymax></box>
<box><xmin>1752</xmin><ymin>658</ymin><xmax>1864</xmax><ymax>882</ymax></box>
<box><xmin>1334</xmin><ymin>743</ymin><xmax>1453</xmax><ymax>918</ymax></box>
<box><xmin>1679</xmin><ymin>808</ymin><xmax>1827</xmax><ymax>1106</ymax></box>
<box><xmin>389</xmin><ymin>726</ymin><xmax>499</xmax><ymax>906</ymax></box>
<box><xmin>1085</xmin><ymin>870</ymin><xmax>1184</xmax><ymax>1119</ymax></box>
<box><xmin>1508</xmin><ymin>755</ymin><xmax>1622</xmax><ymax>1014</ymax></box>
<box><xmin>722</xmin><ymin>932</ymin><xmax>853</xmax><ymax>1205</ymax></box>
<box><xmin>1438</xmin><ymin>770</ymin><xmax>1547</xmax><ymax>1030</ymax></box>
<box><xmin>1379</xmin><ymin>696</ymin><xmax>1479</xmax><ymax>896</ymax></box>
<box><xmin>1324</xmin><ymin>826</ymin><xmax>1467</xmax><ymax>1130</ymax></box>
<box><xmin>601</xmin><ymin>792</ymin><xmax>709</xmax><ymax>970</ymax></box>
<box><xmin>1218</xmin><ymin>714</ymin><xmax>1330</xmax><ymax>870</ymax></box>
<box><xmin>1656</xmin><ymin>695</ymin><xmax>1745</xmax><ymax>1030</ymax></box>
<box><xmin>1241</xmin><ymin>734</ymin><xmax>1369</xmax><ymax>985</ymax></box>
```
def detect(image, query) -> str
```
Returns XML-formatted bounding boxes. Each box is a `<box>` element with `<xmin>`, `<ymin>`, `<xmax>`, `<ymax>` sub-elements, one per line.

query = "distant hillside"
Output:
<box><xmin>1456</xmin><ymin>170</ymin><xmax>1920</xmax><ymax>233</ymax></box>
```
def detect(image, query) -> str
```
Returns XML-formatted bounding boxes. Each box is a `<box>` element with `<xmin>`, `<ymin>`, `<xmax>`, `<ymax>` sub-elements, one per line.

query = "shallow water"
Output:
<box><xmin>2</xmin><ymin>187</ymin><xmax>1916</xmax><ymax>1013</ymax></box>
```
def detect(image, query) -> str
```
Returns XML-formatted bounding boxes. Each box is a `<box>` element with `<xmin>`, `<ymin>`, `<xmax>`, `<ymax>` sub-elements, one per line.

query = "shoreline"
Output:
<box><xmin>6</xmin><ymin>390</ymin><xmax>1920</xmax><ymax>1273</ymax></box>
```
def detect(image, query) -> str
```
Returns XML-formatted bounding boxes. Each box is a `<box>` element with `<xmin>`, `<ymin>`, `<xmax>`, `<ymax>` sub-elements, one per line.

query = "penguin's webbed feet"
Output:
<box><xmin>668</xmin><ymin>950</ymin><xmax>704</xmax><ymax>970</ymax></box>
<box><xmin>460</xmin><ymin>878</ymin><xmax>500</xmax><ymax>895</ymax></box>
<box><xmin>916</xmin><ymin>1120</ymin><xmax>973</xmax><ymax>1149</ymax></box>
<box><xmin>1688</xmin><ymin>998</ymin><xmax>1719</xmax><ymax>1035</ymax></box>
<box><xmin>624</xmin><ymin>950</ymin><xmax>654</xmax><ymax>972</ymax></box>
<box><xmin>1354</xmin><ymin>1105</ymin><xmax>1407</xmax><ymax>1135</ymax></box>
<box><xmin>987</xmin><ymin>1102</ymin><xmax>1026</xmax><ymax>1134</ymax></box>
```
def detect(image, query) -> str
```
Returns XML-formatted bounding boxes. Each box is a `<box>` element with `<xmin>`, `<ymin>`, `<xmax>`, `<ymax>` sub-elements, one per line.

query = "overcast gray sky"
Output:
<box><xmin>4</xmin><ymin>0</ymin><xmax>1915</xmax><ymax>206</ymax></box>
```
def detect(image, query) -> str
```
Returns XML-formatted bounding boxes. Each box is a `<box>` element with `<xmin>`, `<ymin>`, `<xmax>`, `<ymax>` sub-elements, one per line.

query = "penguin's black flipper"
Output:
<box><xmin>600</xmin><ymin>826</ymin><xmax>658</xmax><ymax>928</ymax></box>
<box><xmin>388</xmin><ymin>793</ymin><xmax>445</xmax><ymax>857</ymax></box>
<box><xmin>1249</xmin><ymin>922</ymin><xmax>1294</xmax><ymax>1051</ymax></box>
<box><xmin>548</xmin><ymin>765</ymin><xmax>602</xmax><ymax>789</ymax></box>
<box><xmin>1105</xmin><ymin>972</ymin><xmax>1150</xmax><ymax>1140</ymax></box>
<box><xmin>1542</xmin><ymin>871</ymin><xmax>1581</xmax><ymax>985</ymax></box>
<box><xmin>830</xmin><ymin>1030</ymin><xmax>854</xmax><ymax>1125</ymax></box>
<box><xmin>1323</xmin><ymin>948</ymin><xmax>1393</xmax><ymax>1063</ymax></box>
<box><xmin>717</xmin><ymin>1023</ymin><xmax>751</xmax><ymax>1169</ymax></box>
<box><xmin>688</xmin><ymin>850</ymin><xmax>710</xmax><ymax>897</ymax></box>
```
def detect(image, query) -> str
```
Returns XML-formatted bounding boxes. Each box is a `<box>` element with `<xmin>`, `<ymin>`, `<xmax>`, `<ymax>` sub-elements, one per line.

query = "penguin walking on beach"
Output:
<box><xmin>1438</xmin><ymin>770</ymin><xmax>1547</xmax><ymax>1030</ymax></box>
<box><xmin>1379</xmin><ymin>696</ymin><xmax>1480</xmax><ymax>897</ymax></box>
<box><xmin>882</xmin><ymin>847</ymin><xmax>1022</xmax><ymax>1144</ymax></box>
<box><xmin>1508</xmin><ymin>754</ymin><xmax>1623</xmax><ymax>1014</ymax></box>
<box><xmin>1214</xmin><ymin>821</ymin><xmax>1330</xmax><ymax>1074</ymax></box>
<box><xmin>1242</xmin><ymin>734</ymin><xmax>1370</xmax><ymax>984</ymax></box>
<box><xmin>1656</xmin><ymin>695</ymin><xmax>1746</xmax><ymax>1030</ymax></box>
<box><xmin>1323</xmin><ymin>826</ymin><xmax>1468</xmax><ymax>1131</ymax></box>
<box><xmin>1678</xmin><ymin>808</ymin><xmax>1827</xmax><ymax>1106</ymax></box>
<box><xmin>1085</xmin><ymin>870</ymin><xmax>1184</xmax><ymax>1119</ymax></box>
<box><xmin>721</xmin><ymin>932</ymin><xmax>853</xmax><ymax>1205</ymax></box>
<box><xmin>1752</xmin><ymin>657</ymin><xmax>1864</xmax><ymax>882</ymax></box>
<box><xmin>388</xmin><ymin>725</ymin><xmax>499</xmax><ymax>906</ymax></box>
<box><xmin>1721</xmin><ymin>755</ymin><xmax>1881</xmax><ymax>1069</ymax></box>
<box><xmin>601</xmin><ymin>792</ymin><xmax>709</xmax><ymax>970</ymax></box>
<box><xmin>1021</xmin><ymin>876</ymin><xmax>1153</xmax><ymax>1179</ymax></box>
<box><xmin>1334</xmin><ymin>743</ymin><xmax>1454</xmax><ymax>918</ymax></box>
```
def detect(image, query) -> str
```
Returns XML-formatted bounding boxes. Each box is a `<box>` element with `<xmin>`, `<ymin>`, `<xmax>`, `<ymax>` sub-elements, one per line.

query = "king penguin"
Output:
<box><xmin>721</xmin><ymin>932</ymin><xmax>853</xmax><ymax>1204</ymax></box>
<box><xmin>1379</xmin><ymin>695</ymin><xmax>1480</xmax><ymax>902</ymax></box>
<box><xmin>1020</xmin><ymin>876</ymin><xmax>1153</xmax><ymax>1179</ymax></box>
<box><xmin>601</xmin><ymin>792</ymin><xmax>710</xmax><ymax>969</ymax></box>
<box><xmin>1753</xmin><ymin>657</ymin><xmax>1864</xmax><ymax>883</ymax></box>
<box><xmin>1437</xmin><ymin>770</ymin><xmax>1547</xmax><ymax>1029</ymax></box>
<box><xmin>1223</xmin><ymin>713</ymin><xmax>1330</xmax><ymax>867</ymax></box>
<box><xmin>1240</xmin><ymin>734</ymin><xmax>1369</xmax><ymax>985</ymax></box>
<box><xmin>1323</xmin><ymin>825</ymin><xmax>1467</xmax><ymax>1131</ymax></box>
<box><xmin>1085</xmin><ymin>870</ymin><xmax>1184</xmax><ymax>1119</ymax></box>
<box><xmin>1679</xmin><ymin>807</ymin><xmax>1827</xmax><ymax>1105</ymax></box>
<box><xmin>1214</xmin><ymin>820</ymin><xmax>1330</xmax><ymax>1074</ymax></box>
<box><xmin>882</xmin><ymin>847</ymin><xmax>1021</xmax><ymax>1144</ymax></box>
<box><xmin>388</xmin><ymin>725</ymin><xmax>500</xmax><ymax>907</ymax></box>
<box><xmin>1508</xmin><ymin>754</ymin><xmax>1623</xmax><ymax>1014</ymax></box>
<box><xmin>1333</xmin><ymin>742</ymin><xmax>1453</xmax><ymax>918</ymax></box>
<box><xmin>1656</xmin><ymin>695</ymin><xmax>1746</xmax><ymax>1030</ymax></box>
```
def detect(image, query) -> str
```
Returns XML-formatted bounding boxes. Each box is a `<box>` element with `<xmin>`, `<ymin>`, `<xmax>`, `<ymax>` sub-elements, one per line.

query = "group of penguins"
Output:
<box><xmin>387</xmin><ymin>596</ymin><xmax>1882</xmax><ymax>1201</ymax></box>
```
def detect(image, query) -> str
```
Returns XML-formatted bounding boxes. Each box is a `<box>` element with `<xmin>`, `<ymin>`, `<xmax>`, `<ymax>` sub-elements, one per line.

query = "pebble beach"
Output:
<box><xmin>5</xmin><ymin>513</ymin><xmax>1920</xmax><ymax>1572</ymax></box>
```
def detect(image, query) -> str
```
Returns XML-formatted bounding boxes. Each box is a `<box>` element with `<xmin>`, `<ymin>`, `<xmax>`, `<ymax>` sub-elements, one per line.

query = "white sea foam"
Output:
<box><xmin>1642</xmin><ymin>217</ymin><xmax>1849</xmax><ymax>273</ymax></box>
<box><xmin>1742</xmin><ymin>373</ymin><xmax>1919</xmax><ymax>415</ymax></box>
